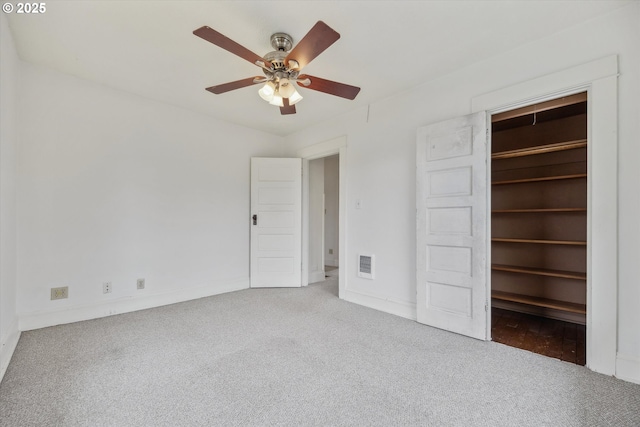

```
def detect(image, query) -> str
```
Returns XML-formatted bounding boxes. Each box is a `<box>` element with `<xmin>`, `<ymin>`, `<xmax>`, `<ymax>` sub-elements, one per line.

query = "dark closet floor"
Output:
<box><xmin>491</xmin><ymin>307</ymin><xmax>586</xmax><ymax>366</ymax></box>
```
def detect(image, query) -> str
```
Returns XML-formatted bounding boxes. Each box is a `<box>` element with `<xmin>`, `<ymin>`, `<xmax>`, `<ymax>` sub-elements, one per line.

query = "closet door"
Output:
<box><xmin>416</xmin><ymin>112</ymin><xmax>489</xmax><ymax>340</ymax></box>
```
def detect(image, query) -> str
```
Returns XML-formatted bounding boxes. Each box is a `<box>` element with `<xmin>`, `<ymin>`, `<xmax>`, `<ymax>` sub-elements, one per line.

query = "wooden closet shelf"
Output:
<box><xmin>492</xmin><ymin>139</ymin><xmax>587</xmax><ymax>160</ymax></box>
<box><xmin>491</xmin><ymin>92</ymin><xmax>587</xmax><ymax>123</ymax></box>
<box><xmin>492</xmin><ymin>208</ymin><xmax>586</xmax><ymax>213</ymax></box>
<box><xmin>492</xmin><ymin>291</ymin><xmax>586</xmax><ymax>315</ymax></box>
<box><xmin>492</xmin><ymin>173</ymin><xmax>586</xmax><ymax>186</ymax></box>
<box><xmin>492</xmin><ymin>238</ymin><xmax>586</xmax><ymax>246</ymax></box>
<box><xmin>492</xmin><ymin>264</ymin><xmax>586</xmax><ymax>280</ymax></box>
<box><xmin>492</xmin><ymin>160</ymin><xmax>585</xmax><ymax>175</ymax></box>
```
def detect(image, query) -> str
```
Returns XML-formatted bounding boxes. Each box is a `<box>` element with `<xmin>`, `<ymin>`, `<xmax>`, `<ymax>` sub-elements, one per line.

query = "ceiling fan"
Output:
<box><xmin>193</xmin><ymin>21</ymin><xmax>361</xmax><ymax>115</ymax></box>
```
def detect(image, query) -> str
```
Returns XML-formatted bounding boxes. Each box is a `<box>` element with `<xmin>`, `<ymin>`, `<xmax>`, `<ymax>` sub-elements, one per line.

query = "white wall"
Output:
<box><xmin>285</xmin><ymin>3</ymin><xmax>640</xmax><ymax>382</ymax></box>
<box><xmin>0</xmin><ymin>14</ymin><xmax>20</xmax><ymax>380</ymax></box>
<box><xmin>324</xmin><ymin>155</ymin><xmax>339</xmax><ymax>267</ymax></box>
<box><xmin>308</xmin><ymin>157</ymin><xmax>325</xmax><ymax>283</ymax></box>
<box><xmin>16</xmin><ymin>63</ymin><xmax>284</xmax><ymax>330</ymax></box>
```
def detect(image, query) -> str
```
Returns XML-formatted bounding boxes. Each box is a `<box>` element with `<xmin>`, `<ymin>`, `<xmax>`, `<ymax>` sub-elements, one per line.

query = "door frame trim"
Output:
<box><xmin>297</xmin><ymin>136</ymin><xmax>347</xmax><ymax>298</ymax></box>
<box><xmin>472</xmin><ymin>55</ymin><xmax>619</xmax><ymax>375</ymax></box>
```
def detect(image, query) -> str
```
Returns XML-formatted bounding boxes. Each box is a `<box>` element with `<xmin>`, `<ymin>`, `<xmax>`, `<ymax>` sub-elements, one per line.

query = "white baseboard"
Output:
<box><xmin>616</xmin><ymin>353</ymin><xmax>640</xmax><ymax>385</ymax></box>
<box><xmin>1</xmin><ymin>317</ymin><xmax>20</xmax><ymax>383</ymax></box>
<box><xmin>19</xmin><ymin>278</ymin><xmax>249</xmax><ymax>332</ymax></box>
<box><xmin>343</xmin><ymin>288</ymin><xmax>416</xmax><ymax>321</ymax></box>
<box><xmin>309</xmin><ymin>270</ymin><xmax>326</xmax><ymax>284</ymax></box>
<box><xmin>325</xmin><ymin>259</ymin><xmax>338</xmax><ymax>267</ymax></box>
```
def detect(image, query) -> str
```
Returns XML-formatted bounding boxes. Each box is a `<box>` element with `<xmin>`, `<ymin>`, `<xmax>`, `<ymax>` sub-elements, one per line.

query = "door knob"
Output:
<box><xmin>252</xmin><ymin>214</ymin><xmax>257</xmax><ymax>225</ymax></box>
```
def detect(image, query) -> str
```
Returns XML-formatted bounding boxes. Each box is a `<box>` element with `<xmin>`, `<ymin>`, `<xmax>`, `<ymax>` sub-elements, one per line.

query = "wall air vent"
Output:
<box><xmin>358</xmin><ymin>253</ymin><xmax>375</xmax><ymax>280</ymax></box>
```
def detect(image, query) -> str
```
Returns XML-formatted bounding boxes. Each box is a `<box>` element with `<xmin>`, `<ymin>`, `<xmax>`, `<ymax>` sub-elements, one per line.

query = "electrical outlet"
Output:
<box><xmin>136</xmin><ymin>278</ymin><xmax>145</xmax><ymax>290</ymax></box>
<box><xmin>51</xmin><ymin>286</ymin><xmax>68</xmax><ymax>300</ymax></box>
<box><xmin>329</xmin><ymin>249</ymin><xmax>333</xmax><ymax>255</ymax></box>
<box><xmin>103</xmin><ymin>282</ymin><xmax>112</xmax><ymax>294</ymax></box>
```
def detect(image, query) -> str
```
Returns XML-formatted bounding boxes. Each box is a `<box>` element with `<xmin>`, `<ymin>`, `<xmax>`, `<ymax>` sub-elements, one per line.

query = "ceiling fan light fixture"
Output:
<box><xmin>288</xmin><ymin>90</ymin><xmax>303</xmax><ymax>105</ymax></box>
<box><xmin>269</xmin><ymin>93</ymin><xmax>284</xmax><ymax>107</ymax></box>
<box><xmin>258</xmin><ymin>81</ymin><xmax>276</xmax><ymax>102</ymax></box>
<box><xmin>278</xmin><ymin>78</ymin><xmax>295</xmax><ymax>98</ymax></box>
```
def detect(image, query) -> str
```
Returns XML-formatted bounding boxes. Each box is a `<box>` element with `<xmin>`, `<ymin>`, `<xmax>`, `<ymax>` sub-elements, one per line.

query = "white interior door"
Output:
<box><xmin>251</xmin><ymin>157</ymin><xmax>302</xmax><ymax>288</ymax></box>
<box><xmin>416</xmin><ymin>112</ymin><xmax>489</xmax><ymax>340</ymax></box>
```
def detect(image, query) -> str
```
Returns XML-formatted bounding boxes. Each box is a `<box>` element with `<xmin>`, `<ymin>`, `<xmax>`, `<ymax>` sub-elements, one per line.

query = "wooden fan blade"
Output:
<box><xmin>194</xmin><ymin>26</ymin><xmax>271</xmax><ymax>68</ymax></box>
<box><xmin>280</xmin><ymin>98</ymin><xmax>296</xmax><ymax>115</ymax></box>
<box><xmin>297</xmin><ymin>74</ymin><xmax>360</xmax><ymax>100</ymax></box>
<box><xmin>285</xmin><ymin>21</ymin><xmax>340</xmax><ymax>70</ymax></box>
<box><xmin>206</xmin><ymin>77</ymin><xmax>263</xmax><ymax>94</ymax></box>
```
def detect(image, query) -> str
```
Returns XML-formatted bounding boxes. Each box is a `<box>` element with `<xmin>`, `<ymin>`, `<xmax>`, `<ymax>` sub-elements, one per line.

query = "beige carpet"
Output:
<box><xmin>1</xmin><ymin>278</ymin><xmax>639</xmax><ymax>426</ymax></box>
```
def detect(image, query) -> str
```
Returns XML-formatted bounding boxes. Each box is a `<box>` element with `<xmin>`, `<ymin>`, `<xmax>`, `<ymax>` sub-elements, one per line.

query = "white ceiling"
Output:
<box><xmin>6</xmin><ymin>0</ymin><xmax>630</xmax><ymax>136</ymax></box>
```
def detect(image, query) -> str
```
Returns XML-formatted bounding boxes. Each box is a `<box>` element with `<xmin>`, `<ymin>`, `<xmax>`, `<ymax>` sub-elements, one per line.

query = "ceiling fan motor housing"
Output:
<box><xmin>262</xmin><ymin>49</ymin><xmax>299</xmax><ymax>80</ymax></box>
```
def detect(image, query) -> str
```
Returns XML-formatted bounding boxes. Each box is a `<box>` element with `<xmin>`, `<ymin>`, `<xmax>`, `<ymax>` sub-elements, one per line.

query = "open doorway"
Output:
<box><xmin>308</xmin><ymin>154</ymin><xmax>339</xmax><ymax>284</ymax></box>
<box><xmin>489</xmin><ymin>93</ymin><xmax>587</xmax><ymax>365</ymax></box>
<box><xmin>299</xmin><ymin>135</ymin><xmax>347</xmax><ymax>297</ymax></box>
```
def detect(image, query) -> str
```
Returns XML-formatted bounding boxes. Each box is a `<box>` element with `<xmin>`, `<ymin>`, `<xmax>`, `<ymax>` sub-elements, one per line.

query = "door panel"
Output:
<box><xmin>416</xmin><ymin>112</ymin><xmax>489</xmax><ymax>340</ymax></box>
<box><xmin>251</xmin><ymin>158</ymin><xmax>302</xmax><ymax>288</ymax></box>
